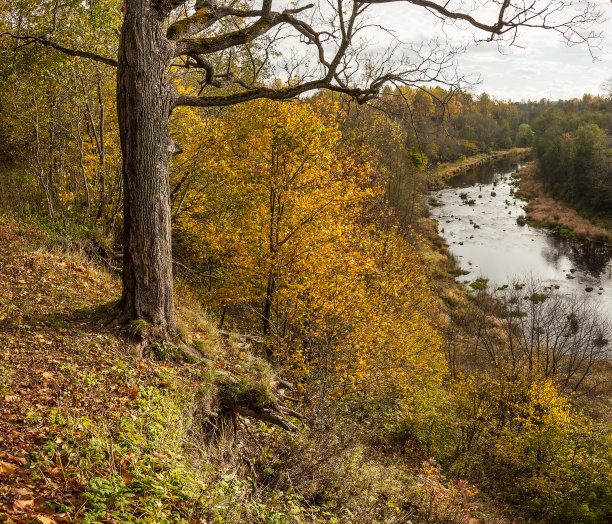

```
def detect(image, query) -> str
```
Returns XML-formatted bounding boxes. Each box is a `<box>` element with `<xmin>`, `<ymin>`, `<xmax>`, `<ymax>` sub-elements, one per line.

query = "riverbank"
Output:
<box><xmin>428</xmin><ymin>147</ymin><xmax>531</xmax><ymax>187</ymax></box>
<box><xmin>417</xmin><ymin>215</ymin><xmax>471</xmax><ymax>313</ymax></box>
<box><xmin>516</xmin><ymin>163</ymin><xmax>612</xmax><ymax>243</ymax></box>
<box><xmin>426</xmin><ymin>156</ymin><xmax>612</xmax><ymax>416</ymax></box>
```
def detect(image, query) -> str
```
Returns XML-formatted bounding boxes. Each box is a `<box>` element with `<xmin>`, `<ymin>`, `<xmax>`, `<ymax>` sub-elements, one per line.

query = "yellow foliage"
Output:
<box><xmin>171</xmin><ymin>98</ymin><xmax>444</xmax><ymax>403</ymax></box>
<box><xmin>451</xmin><ymin>370</ymin><xmax>612</xmax><ymax>512</ymax></box>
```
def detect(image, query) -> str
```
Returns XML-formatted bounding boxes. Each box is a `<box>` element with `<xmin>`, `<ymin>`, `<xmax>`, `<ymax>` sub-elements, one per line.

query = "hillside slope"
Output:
<box><xmin>0</xmin><ymin>217</ymin><xmax>252</xmax><ymax>522</ymax></box>
<box><xmin>0</xmin><ymin>216</ymin><xmax>518</xmax><ymax>523</ymax></box>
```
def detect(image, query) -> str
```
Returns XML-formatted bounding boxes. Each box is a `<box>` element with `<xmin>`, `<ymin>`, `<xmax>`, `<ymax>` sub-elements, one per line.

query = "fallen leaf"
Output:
<box><xmin>35</xmin><ymin>516</ymin><xmax>58</xmax><ymax>524</ymax></box>
<box><xmin>128</xmin><ymin>386</ymin><xmax>140</xmax><ymax>399</ymax></box>
<box><xmin>42</xmin><ymin>372</ymin><xmax>53</xmax><ymax>380</ymax></box>
<box><xmin>13</xmin><ymin>498</ymin><xmax>34</xmax><ymax>512</ymax></box>
<box><xmin>12</xmin><ymin>487</ymin><xmax>32</xmax><ymax>497</ymax></box>
<box><xmin>0</xmin><ymin>460</ymin><xmax>17</xmax><ymax>474</ymax></box>
<box><xmin>121</xmin><ymin>470</ymin><xmax>133</xmax><ymax>484</ymax></box>
<box><xmin>7</xmin><ymin>454</ymin><xmax>26</xmax><ymax>465</ymax></box>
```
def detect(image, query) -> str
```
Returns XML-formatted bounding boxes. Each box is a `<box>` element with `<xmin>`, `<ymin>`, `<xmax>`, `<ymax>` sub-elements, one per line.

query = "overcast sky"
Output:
<box><xmin>366</xmin><ymin>1</ymin><xmax>612</xmax><ymax>102</ymax></box>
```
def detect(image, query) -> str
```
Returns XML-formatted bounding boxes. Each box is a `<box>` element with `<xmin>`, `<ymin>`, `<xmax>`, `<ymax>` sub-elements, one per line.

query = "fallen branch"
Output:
<box><xmin>279</xmin><ymin>404</ymin><xmax>306</xmax><ymax>420</ymax></box>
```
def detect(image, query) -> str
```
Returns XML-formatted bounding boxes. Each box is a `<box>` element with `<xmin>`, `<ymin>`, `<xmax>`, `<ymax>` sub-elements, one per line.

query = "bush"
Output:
<box><xmin>449</xmin><ymin>373</ymin><xmax>612</xmax><ymax>521</ymax></box>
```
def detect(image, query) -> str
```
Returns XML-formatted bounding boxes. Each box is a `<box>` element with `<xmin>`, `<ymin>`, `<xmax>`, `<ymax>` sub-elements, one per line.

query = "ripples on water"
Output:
<box><xmin>429</xmin><ymin>158</ymin><xmax>612</xmax><ymax>318</ymax></box>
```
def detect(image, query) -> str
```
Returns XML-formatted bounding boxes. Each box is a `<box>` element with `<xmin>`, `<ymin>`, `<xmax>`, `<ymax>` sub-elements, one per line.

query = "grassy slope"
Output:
<box><xmin>0</xmin><ymin>215</ymin><xmax>265</xmax><ymax>523</ymax></box>
<box><xmin>0</xmin><ymin>215</ymin><xmax>517</xmax><ymax>524</ymax></box>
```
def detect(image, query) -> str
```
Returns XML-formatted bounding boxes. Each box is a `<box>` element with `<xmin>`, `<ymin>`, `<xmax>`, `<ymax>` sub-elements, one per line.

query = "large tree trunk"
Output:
<box><xmin>116</xmin><ymin>0</ymin><xmax>176</xmax><ymax>331</ymax></box>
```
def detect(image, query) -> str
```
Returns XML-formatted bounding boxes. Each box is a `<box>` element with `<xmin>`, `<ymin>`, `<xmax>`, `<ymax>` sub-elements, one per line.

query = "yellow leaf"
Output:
<box><xmin>0</xmin><ymin>460</ymin><xmax>17</xmax><ymax>475</ymax></box>
<box><xmin>36</xmin><ymin>517</ymin><xmax>58</xmax><ymax>524</ymax></box>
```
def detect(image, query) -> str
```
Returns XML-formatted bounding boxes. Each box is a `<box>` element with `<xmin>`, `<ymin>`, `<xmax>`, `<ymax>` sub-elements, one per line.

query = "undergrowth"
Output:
<box><xmin>0</xmin><ymin>214</ymin><xmax>490</xmax><ymax>523</ymax></box>
<box><xmin>3</xmin><ymin>210</ymin><xmax>610</xmax><ymax>523</ymax></box>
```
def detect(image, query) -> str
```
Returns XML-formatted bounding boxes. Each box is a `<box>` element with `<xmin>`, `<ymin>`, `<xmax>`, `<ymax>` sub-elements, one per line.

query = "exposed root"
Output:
<box><xmin>225</xmin><ymin>399</ymin><xmax>297</xmax><ymax>432</ymax></box>
<box><xmin>199</xmin><ymin>376</ymin><xmax>305</xmax><ymax>437</ymax></box>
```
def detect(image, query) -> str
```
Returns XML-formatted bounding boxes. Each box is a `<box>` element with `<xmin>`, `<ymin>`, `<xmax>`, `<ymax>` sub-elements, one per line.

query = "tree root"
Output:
<box><xmin>225</xmin><ymin>399</ymin><xmax>298</xmax><ymax>432</ymax></box>
<box><xmin>203</xmin><ymin>377</ymin><xmax>305</xmax><ymax>434</ymax></box>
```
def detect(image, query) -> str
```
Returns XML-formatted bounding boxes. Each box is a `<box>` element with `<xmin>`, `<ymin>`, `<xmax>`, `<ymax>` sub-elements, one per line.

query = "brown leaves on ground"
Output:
<box><xmin>0</xmin><ymin>216</ymin><xmax>219</xmax><ymax>522</ymax></box>
<box><xmin>0</xmin><ymin>218</ymin><xmax>130</xmax><ymax>522</ymax></box>
<box><xmin>0</xmin><ymin>461</ymin><xmax>18</xmax><ymax>475</ymax></box>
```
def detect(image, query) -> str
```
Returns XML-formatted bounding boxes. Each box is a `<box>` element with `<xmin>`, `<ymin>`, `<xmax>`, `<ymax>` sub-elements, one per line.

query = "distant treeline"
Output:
<box><xmin>531</xmin><ymin>95</ymin><xmax>612</xmax><ymax>214</ymax></box>
<box><xmin>335</xmin><ymin>88</ymin><xmax>558</xmax><ymax>229</ymax></box>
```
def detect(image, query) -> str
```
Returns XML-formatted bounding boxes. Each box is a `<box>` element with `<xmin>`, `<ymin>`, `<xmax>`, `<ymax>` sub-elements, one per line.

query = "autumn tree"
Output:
<box><xmin>172</xmin><ymin>98</ymin><xmax>366</xmax><ymax>336</ymax></box>
<box><xmin>515</xmin><ymin>122</ymin><xmax>534</xmax><ymax>147</ymax></box>
<box><xmin>1</xmin><ymin>0</ymin><xmax>604</xmax><ymax>332</ymax></box>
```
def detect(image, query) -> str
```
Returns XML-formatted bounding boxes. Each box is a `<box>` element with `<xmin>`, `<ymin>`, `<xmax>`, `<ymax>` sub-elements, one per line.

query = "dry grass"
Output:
<box><xmin>517</xmin><ymin>164</ymin><xmax>612</xmax><ymax>243</ymax></box>
<box><xmin>414</xmin><ymin>217</ymin><xmax>473</xmax><ymax>327</ymax></box>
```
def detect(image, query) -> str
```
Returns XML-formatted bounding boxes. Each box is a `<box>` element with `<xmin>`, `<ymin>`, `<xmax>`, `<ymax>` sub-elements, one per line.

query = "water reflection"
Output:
<box><xmin>430</xmin><ymin>158</ymin><xmax>612</xmax><ymax>317</ymax></box>
<box><xmin>443</xmin><ymin>157</ymin><xmax>523</xmax><ymax>187</ymax></box>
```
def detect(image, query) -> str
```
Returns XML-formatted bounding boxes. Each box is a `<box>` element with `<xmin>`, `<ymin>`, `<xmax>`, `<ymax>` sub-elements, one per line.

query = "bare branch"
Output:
<box><xmin>225</xmin><ymin>399</ymin><xmax>297</xmax><ymax>431</ymax></box>
<box><xmin>174</xmin><ymin>78</ymin><xmax>382</xmax><ymax>108</ymax></box>
<box><xmin>357</xmin><ymin>0</ymin><xmax>604</xmax><ymax>47</ymax></box>
<box><xmin>1</xmin><ymin>32</ymin><xmax>118</xmax><ymax>67</ymax></box>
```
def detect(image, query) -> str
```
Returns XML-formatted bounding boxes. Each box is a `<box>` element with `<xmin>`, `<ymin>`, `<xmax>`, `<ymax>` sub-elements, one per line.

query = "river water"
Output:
<box><xmin>429</xmin><ymin>157</ymin><xmax>612</xmax><ymax>318</ymax></box>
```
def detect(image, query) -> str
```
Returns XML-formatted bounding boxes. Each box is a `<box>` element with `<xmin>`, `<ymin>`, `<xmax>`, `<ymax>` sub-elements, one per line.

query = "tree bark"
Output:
<box><xmin>117</xmin><ymin>0</ymin><xmax>176</xmax><ymax>331</ymax></box>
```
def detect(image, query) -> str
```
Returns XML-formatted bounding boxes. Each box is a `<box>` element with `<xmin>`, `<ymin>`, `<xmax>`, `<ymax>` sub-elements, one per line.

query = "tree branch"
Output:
<box><xmin>1</xmin><ymin>32</ymin><xmax>118</xmax><ymax>67</ymax></box>
<box><xmin>361</xmin><ymin>0</ymin><xmax>508</xmax><ymax>34</ymax></box>
<box><xmin>225</xmin><ymin>399</ymin><xmax>297</xmax><ymax>431</ymax></box>
<box><xmin>173</xmin><ymin>4</ymin><xmax>314</xmax><ymax>57</ymax></box>
<box><xmin>357</xmin><ymin>0</ymin><xmax>603</xmax><ymax>45</ymax></box>
<box><xmin>167</xmin><ymin>2</ymin><xmax>312</xmax><ymax>40</ymax></box>
<box><xmin>174</xmin><ymin>80</ymin><xmax>378</xmax><ymax>109</ymax></box>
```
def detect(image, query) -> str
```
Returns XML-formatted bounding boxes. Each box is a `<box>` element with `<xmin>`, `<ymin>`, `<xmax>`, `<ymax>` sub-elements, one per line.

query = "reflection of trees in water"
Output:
<box><xmin>446</xmin><ymin>158</ymin><xmax>525</xmax><ymax>188</ymax></box>
<box><xmin>439</xmin><ymin>153</ymin><xmax>612</xmax><ymax>285</ymax></box>
<box><xmin>541</xmin><ymin>234</ymin><xmax>612</xmax><ymax>277</ymax></box>
<box><xmin>540</xmin><ymin>235</ymin><xmax>570</xmax><ymax>269</ymax></box>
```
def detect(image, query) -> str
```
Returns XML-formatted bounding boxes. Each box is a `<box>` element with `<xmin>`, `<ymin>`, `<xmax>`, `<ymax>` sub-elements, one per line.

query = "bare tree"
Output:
<box><xmin>469</xmin><ymin>280</ymin><xmax>611</xmax><ymax>396</ymax></box>
<box><xmin>2</xmin><ymin>0</ymin><xmax>604</xmax><ymax>333</ymax></box>
<box><xmin>600</xmin><ymin>77</ymin><xmax>612</xmax><ymax>99</ymax></box>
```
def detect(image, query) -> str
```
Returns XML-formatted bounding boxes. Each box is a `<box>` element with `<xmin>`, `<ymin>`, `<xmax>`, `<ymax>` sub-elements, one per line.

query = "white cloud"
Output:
<box><xmin>367</xmin><ymin>0</ymin><xmax>612</xmax><ymax>100</ymax></box>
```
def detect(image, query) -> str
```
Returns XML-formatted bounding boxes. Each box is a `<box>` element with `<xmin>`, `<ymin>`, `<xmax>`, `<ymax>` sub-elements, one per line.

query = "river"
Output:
<box><xmin>429</xmin><ymin>157</ymin><xmax>612</xmax><ymax>318</ymax></box>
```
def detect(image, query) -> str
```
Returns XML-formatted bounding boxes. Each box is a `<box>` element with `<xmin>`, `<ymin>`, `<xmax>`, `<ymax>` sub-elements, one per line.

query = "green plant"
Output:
<box><xmin>82</xmin><ymin>476</ymin><xmax>134</xmax><ymax>522</ymax></box>
<box><xmin>469</xmin><ymin>279</ymin><xmax>488</xmax><ymax>291</ymax></box>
